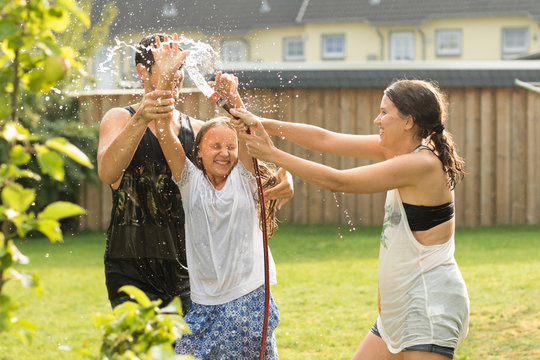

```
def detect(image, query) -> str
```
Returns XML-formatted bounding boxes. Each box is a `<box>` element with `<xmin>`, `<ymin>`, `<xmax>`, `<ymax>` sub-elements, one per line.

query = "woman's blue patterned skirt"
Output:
<box><xmin>175</xmin><ymin>286</ymin><xmax>280</xmax><ymax>359</ymax></box>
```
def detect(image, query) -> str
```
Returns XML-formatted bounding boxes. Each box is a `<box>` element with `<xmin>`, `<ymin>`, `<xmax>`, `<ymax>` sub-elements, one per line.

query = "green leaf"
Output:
<box><xmin>36</xmin><ymin>145</ymin><xmax>65</xmax><ymax>181</ymax></box>
<box><xmin>0</xmin><ymin>294</ymin><xmax>19</xmax><ymax>332</ymax></box>
<box><xmin>35</xmin><ymin>218</ymin><xmax>63</xmax><ymax>243</ymax></box>
<box><xmin>11</xmin><ymin>317</ymin><xmax>37</xmax><ymax>345</ymax></box>
<box><xmin>0</xmin><ymin>164</ymin><xmax>42</xmax><ymax>182</ymax></box>
<box><xmin>10</xmin><ymin>144</ymin><xmax>32</xmax><ymax>165</ymax></box>
<box><xmin>38</xmin><ymin>201</ymin><xmax>86</xmax><ymax>220</ymax></box>
<box><xmin>45</xmin><ymin>137</ymin><xmax>93</xmax><ymax>168</ymax></box>
<box><xmin>9</xmin><ymin>268</ymin><xmax>40</xmax><ymax>290</ymax></box>
<box><xmin>1</xmin><ymin>122</ymin><xmax>31</xmax><ymax>142</ymax></box>
<box><xmin>92</xmin><ymin>312</ymin><xmax>115</xmax><ymax>328</ymax></box>
<box><xmin>0</xmin><ymin>38</ymin><xmax>16</xmax><ymax>59</ymax></box>
<box><xmin>55</xmin><ymin>0</ymin><xmax>90</xmax><ymax>27</ymax></box>
<box><xmin>7</xmin><ymin>240</ymin><xmax>29</xmax><ymax>265</ymax></box>
<box><xmin>12</xmin><ymin>168</ymin><xmax>42</xmax><ymax>181</ymax></box>
<box><xmin>45</xmin><ymin>7</ymin><xmax>70</xmax><ymax>33</ymax></box>
<box><xmin>11</xmin><ymin>317</ymin><xmax>37</xmax><ymax>333</ymax></box>
<box><xmin>0</xmin><ymin>18</ymin><xmax>20</xmax><ymax>40</ymax></box>
<box><xmin>1</xmin><ymin>183</ymin><xmax>35</xmax><ymax>212</ymax></box>
<box><xmin>118</xmin><ymin>286</ymin><xmax>153</xmax><ymax>307</ymax></box>
<box><xmin>158</xmin><ymin>297</ymin><xmax>182</xmax><ymax>316</ymax></box>
<box><xmin>41</xmin><ymin>56</ymin><xmax>68</xmax><ymax>83</ymax></box>
<box><xmin>148</xmin><ymin>344</ymin><xmax>176</xmax><ymax>359</ymax></box>
<box><xmin>0</xmin><ymin>240</ymin><xmax>29</xmax><ymax>272</ymax></box>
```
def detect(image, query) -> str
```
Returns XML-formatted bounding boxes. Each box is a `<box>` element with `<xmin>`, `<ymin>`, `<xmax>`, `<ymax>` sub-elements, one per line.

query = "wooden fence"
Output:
<box><xmin>77</xmin><ymin>86</ymin><xmax>540</xmax><ymax>230</ymax></box>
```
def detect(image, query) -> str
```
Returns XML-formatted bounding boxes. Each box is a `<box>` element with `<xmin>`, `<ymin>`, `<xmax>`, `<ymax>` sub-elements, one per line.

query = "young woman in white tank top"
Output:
<box><xmin>231</xmin><ymin>79</ymin><xmax>469</xmax><ymax>360</ymax></box>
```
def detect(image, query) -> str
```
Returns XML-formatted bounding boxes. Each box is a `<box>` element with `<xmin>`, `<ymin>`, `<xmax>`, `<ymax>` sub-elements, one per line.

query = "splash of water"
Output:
<box><xmin>179</xmin><ymin>37</ymin><xmax>218</xmax><ymax>98</ymax></box>
<box><xmin>332</xmin><ymin>193</ymin><xmax>357</xmax><ymax>238</ymax></box>
<box><xmin>96</xmin><ymin>37</ymin><xmax>139</xmax><ymax>74</ymax></box>
<box><xmin>96</xmin><ymin>36</ymin><xmax>219</xmax><ymax>97</ymax></box>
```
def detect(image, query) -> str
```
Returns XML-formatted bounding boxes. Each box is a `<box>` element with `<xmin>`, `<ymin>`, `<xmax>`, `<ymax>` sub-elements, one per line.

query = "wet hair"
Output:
<box><xmin>192</xmin><ymin>116</ymin><xmax>279</xmax><ymax>237</ymax></box>
<box><xmin>384</xmin><ymin>79</ymin><xmax>465</xmax><ymax>189</ymax></box>
<box><xmin>135</xmin><ymin>34</ymin><xmax>183</xmax><ymax>73</ymax></box>
<box><xmin>192</xmin><ymin>117</ymin><xmax>235</xmax><ymax>171</ymax></box>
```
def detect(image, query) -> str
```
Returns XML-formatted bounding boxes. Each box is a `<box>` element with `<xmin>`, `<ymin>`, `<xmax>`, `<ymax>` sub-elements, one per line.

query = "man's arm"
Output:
<box><xmin>97</xmin><ymin>90</ymin><xmax>176</xmax><ymax>188</ymax></box>
<box><xmin>97</xmin><ymin>107</ymin><xmax>147</xmax><ymax>187</ymax></box>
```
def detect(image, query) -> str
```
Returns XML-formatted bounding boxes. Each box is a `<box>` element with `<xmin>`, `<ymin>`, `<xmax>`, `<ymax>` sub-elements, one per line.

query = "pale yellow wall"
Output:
<box><xmin>115</xmin><ymin>15</ymin><xmax>540</xmax><ymax>65</ymax></box>
<box><xmin>245</xmin><ymin>27</ymin><xmax>304</xmax><ymax>62</ymax></box>
<box><xmin>421</xmin><ymin>16</ymin><xmax>540</xmax><ymax>60</ymax></box>
<box><xmin>219</xmin><ymin>22</ymin><xmax>380</xmax><ymax>62</ymax></box>
<box><xmin>102</xmin><ymin>15</ymin><xmax>540</xmax><ymax>89</ymax></box>
<box><xmin>302</xmin><ymin>22</ymin><xmax>380</xmax><ymax>61</ymax></box>
<box><xmin>238</xmin><ymin>15</ymin><xmax>540</xmax><ymax>62</ymax></box>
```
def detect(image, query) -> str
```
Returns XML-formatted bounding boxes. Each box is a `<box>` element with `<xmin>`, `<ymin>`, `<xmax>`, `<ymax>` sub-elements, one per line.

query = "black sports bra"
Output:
<box><xmin>402</xmin><ymin>201</ymin><xmax>454</xmax><ymax>231</ymax></box>
<box><xmin>403</xmin><ymin>145</ymin><xmax>455</xmax><ymax>231</ymax></box>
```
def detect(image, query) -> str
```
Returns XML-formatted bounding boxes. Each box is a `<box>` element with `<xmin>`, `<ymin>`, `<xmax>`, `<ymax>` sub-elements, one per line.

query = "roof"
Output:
<box><xmin>301</xmin><ymin>0</ymin><xmax>540</xmax><ymax>25</ymax></box>
<box><xmin>91</xmin><ymin>0</ymin><xmax>540</xmax><ymax>37</ymax></box>
<box><xmin>91</xmin><ymin>0</ymin><xmax>304</xmax><ymax>37</ymax></box>
<box><xmin>215</xmin><ymin>60</ymin><xmax>540</xmax><ymax>88</ymax></box>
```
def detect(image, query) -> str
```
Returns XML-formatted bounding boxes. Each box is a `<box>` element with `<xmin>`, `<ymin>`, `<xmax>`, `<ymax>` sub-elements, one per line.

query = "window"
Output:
<box><xmin>221</xmin><ymin>40</ymin><xmax>247</xmax><ymax>62</ymax></box>
<box><xmin>322</xmin><ymin>34</ymin><xmax>345</xmax><ymax>60</ymax></box>
<box><xmin>283</xmin><ymin>37</ymin><xmax>305</xmax><ymax>61</ymax></box>
<box><xmin>502</xmin><ymin>27</ymin><xmax>529</xmax><ymax>57</ymax></box>
<box><xmin>435</xmin><ymin>29</ymin><xmax>462</xmax><ymax>57</ymax></box>
<box><xmin>390</xmin><ymin>31</ymin><xmax>414</xmax><ymax>60</ymax></box>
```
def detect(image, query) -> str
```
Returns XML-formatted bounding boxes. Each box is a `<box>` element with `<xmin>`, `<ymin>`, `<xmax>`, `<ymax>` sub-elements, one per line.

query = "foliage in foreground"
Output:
<box><xmin>74</xmin><ymin>286</ymin><xmax>193</xmax><ymax>360</ymax></box>
<box><xmin>0</xmin><ymin>0</ymin><xmax>92</xmax><ymax>344</ymax></box>
<box><xmin>2</xmin><ymin>2</ymin><xmax>192</xmax><ymax>358</ymax></box>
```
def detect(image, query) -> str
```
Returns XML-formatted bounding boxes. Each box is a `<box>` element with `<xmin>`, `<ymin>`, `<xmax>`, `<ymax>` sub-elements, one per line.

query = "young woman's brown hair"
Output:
<box><xmin>384</xmin><ymin>79</ymin><xmax>465</xmax><ymax>189</ymax></box>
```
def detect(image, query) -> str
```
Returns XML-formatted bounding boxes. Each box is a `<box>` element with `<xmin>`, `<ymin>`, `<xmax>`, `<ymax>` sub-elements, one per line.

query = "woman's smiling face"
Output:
<box><xmin>198</xmin><ymin>125</ymin><xmax>238</xmax><ymax>185</ymax></box>
<box><xmin>374</xmin><ymin>94</ymin><xmax>409</xmax><ymax>149</ymax></box>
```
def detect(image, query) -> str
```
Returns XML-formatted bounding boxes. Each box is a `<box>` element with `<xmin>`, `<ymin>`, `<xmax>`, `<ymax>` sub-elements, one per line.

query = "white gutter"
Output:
<box><xmin>217</xmin><ymin>60</ymin><xmax>540</xmax><ymax>72</ymax></box>
<box><xmin>296</xmin><ymin>0</ymin><xmax>310</xmax><ymax>23</ymax></box>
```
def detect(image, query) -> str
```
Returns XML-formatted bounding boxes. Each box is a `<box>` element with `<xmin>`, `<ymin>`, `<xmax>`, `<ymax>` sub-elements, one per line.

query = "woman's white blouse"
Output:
<box><xmin>177</xmin><ymin>159</ymin><xmax>276</xmax><ymax>306</ymax></box>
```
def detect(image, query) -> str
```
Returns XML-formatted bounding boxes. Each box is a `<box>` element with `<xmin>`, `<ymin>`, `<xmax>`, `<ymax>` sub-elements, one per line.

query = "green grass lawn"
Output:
<box><xmin>1</xmin><ymin>224</ymin><xmax>539</xmax><ymax>359</ymax></box>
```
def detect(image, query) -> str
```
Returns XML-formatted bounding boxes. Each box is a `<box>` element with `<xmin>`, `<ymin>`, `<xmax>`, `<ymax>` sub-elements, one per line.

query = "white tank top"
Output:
<box><xmin>177</xmin><ymin>159</ymin><xmax>276</xmax><ymax>306</ymax></box>
<box><xmin>377</xmin><ymin>189</ymin><xmax>469</xmax><ymax>353</ymax></box>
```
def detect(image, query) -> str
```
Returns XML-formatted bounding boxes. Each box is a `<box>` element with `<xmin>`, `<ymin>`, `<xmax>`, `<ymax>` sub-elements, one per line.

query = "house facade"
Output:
<box><xmin>89</xmin><ymin>0</ymin><xmax>540</xmax><ymax>89</ymax></box>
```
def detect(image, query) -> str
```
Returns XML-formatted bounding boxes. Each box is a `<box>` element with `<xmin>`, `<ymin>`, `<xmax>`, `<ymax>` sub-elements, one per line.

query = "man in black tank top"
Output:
<box><xmin>97</xmin><ymin>34</ymin><xmax>293</xmax><ymax>312</ymax></box>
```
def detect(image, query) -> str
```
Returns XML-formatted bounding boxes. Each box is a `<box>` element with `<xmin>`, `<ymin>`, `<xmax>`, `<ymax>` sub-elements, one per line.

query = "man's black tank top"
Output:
<box><xmin>104</xmin><ymin>106</ymin><xmax>194</xmax><ymax>310</ymax></box>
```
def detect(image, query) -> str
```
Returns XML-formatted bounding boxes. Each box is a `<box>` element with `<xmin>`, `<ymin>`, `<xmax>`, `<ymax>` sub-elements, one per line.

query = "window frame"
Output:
<box><xmin>389</xmin><ymin>31</ymin><xmax>415</xmax><ymax>61</ymax></box>
<box><xmin>321</xmin><ymin>33</ymin><xmax>346</xmax><ymax>60</ymax></box>
<box><xmin>502</xmin><ymin>27</ymin><xmax>529</xmax><ymax>56</ymax></box>
<box><xmin>283</xmin><ymin>37</ymin><xmax>305</xmax><ymax>61</ymax></box>
<box><xmin>435</xmin><ymin>29</ymin><xmax>462</xmax><ymax>57</ymax></box>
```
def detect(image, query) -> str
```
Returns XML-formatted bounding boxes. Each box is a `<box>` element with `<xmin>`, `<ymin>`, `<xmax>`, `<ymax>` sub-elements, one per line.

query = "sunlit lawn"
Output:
<box><xmin>1</xmin><ymin>224</ymin><xmax>539</xmax><ymax>359</ymax></box>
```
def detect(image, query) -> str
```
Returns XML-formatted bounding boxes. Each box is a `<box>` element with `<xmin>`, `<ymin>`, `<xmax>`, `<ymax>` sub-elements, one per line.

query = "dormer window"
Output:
<box><xmin>163</xmin><ymin>4</ymin><xmax>178</xmax><ymax>18</ymax></box>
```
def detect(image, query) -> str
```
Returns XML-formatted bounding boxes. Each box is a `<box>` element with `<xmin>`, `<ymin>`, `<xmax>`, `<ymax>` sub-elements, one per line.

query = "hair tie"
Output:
<box><xmin>433</xmin><ymin>124</ymin><xmax>445</xmax><ymax>134</ymax></box>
